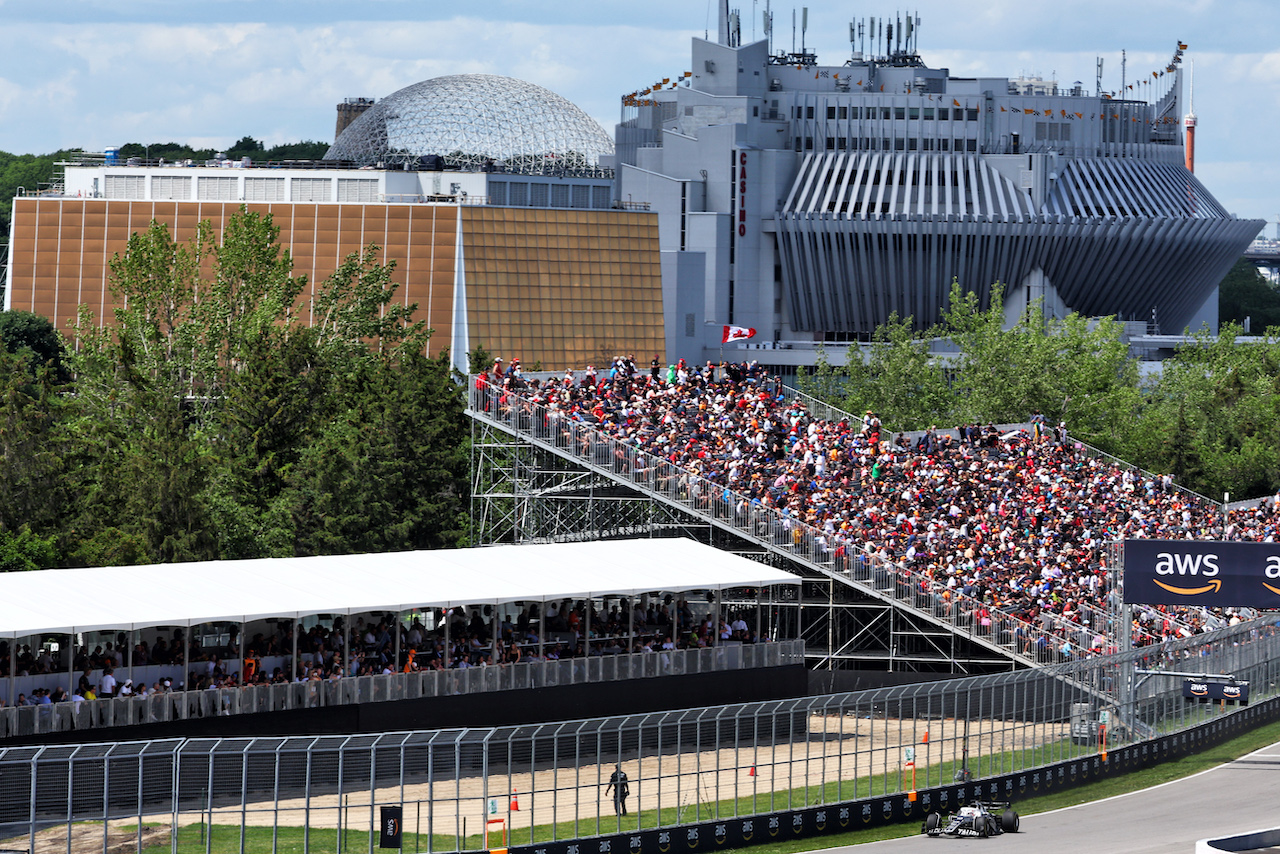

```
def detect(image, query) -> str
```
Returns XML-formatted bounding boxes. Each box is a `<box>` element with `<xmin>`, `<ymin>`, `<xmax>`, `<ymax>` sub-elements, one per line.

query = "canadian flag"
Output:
<box><xmin>722</xmin><ymin>325</ymin><xmax>756</xmax><ymax>343</ymax></box>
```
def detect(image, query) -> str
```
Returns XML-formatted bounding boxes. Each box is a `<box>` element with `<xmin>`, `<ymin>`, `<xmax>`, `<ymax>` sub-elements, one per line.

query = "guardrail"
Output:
<box><xmin>0</xmin><ymin>642</ymin><xmax>801</xmax><ymax>740</ymax></box>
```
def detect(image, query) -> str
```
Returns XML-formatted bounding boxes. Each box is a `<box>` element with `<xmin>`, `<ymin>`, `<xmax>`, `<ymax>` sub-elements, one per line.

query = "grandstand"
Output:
<box><xmin>0</xmin><ymin>540</ymin><xmax>804</xmax><ymax>741</ymax></box>
<box><xmin>467</xmin><ymin>360</ymin><xmax>1268</xmax><ymax>673</ymax></box>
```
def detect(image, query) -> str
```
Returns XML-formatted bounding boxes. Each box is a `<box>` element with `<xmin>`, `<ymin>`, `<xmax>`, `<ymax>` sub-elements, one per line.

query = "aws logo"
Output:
<box><xmin>1262</xmin><ymin>556</ymin><xmax>1280</xmax><ymax>596</ymax></box>
<box><xmin>1153</xmin><ymin>552</ymin><xmax>1221</xmax><ymax>595</ymax></box>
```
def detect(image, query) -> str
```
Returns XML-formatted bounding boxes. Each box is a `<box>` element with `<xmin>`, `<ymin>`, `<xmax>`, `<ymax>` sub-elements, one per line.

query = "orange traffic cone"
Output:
<box><xmin>510</xmin><ymin>789</ymin><xmax>520</xmax><ymax>811</ymax></box>
<box><xmin>748</xmin><ymin>766</ymin><xmax>756</xmax><ymax>777</ymax></box>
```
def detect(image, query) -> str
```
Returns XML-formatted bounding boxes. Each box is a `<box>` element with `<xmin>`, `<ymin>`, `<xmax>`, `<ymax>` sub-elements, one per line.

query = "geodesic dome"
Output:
<box><xmin>324</xmin><ymin>74</ymin><xmax>614</xmax><ymax>173</ymax></box>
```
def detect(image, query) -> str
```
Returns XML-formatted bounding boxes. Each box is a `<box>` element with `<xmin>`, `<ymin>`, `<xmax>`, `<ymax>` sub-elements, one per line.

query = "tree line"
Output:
<box><xmin>798</xmin><ymin>281</ymin><xmax>1280</xmax><ymax>503</ymax></box>
<box><xmin>0</xmin><ymin>208</ymin><xmax>469</xmax><ymax>571</ymax></box>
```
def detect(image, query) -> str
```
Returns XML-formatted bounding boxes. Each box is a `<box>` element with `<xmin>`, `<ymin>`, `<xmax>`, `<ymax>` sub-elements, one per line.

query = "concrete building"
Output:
<box><xmin>617</xmin><ymin>5</ymin><xmax>1264</xmax><ymax>370</ymax></box>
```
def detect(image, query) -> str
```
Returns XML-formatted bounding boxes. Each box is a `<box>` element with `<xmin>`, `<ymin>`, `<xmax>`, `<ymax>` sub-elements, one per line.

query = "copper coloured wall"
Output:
<box><xmin>460</xmin><ymin>207</ymin><xmax>664</xmax><ymax>368</ymax></box>
<box><xmin>7</xmin><ymin>198</ymin><xmax>461</xmax><ymax>358</ymax></box>
<box><xmin>7</xmin><ymin>199</ymin><xmax>666</xmax><ymax>368</ymax></box>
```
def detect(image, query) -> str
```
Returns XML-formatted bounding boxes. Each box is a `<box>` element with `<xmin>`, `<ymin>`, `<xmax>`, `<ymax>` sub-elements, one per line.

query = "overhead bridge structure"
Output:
<box><xmin>467</xmin><ymin>381</ymin><xmax>1123</xmax><ymax>675</ymax></box>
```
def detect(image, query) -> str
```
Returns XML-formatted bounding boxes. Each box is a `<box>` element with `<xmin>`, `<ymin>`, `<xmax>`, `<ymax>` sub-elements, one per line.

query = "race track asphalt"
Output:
<box><xmin>821</xmin><ymin>740</ymin><xmax>1280</xmax><ymax>853</ymax></box>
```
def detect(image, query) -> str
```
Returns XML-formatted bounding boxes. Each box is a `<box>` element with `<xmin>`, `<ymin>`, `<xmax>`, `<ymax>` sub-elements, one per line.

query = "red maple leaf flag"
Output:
<box><xmin>722</xmin><ymin>325</ymin><xmax>757</xmax><ymax>343</ymax></box>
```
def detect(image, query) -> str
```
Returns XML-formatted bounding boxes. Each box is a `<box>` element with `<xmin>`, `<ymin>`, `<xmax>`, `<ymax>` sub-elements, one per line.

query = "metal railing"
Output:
<box><xmin>0</xmin><ymin>643</ymin><xmax>801</xmax><ymax>741</ymax></box>
<box><xmin>468</xmin><ymin>380</ymin><xmax>1135</xmax><ymax>665</ymax></box>
<box><xmin>2</xmin><ymin>619</ymin><xmax>1275</xmax><ymax>854</ymax></box>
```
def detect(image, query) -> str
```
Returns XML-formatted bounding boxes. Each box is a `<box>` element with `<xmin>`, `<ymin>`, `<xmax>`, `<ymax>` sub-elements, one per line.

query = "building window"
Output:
<box><xmin>489</xmin><ymin>182</ymin><xmax>507</xmax><ymax>205</ymax></box>
<box><xmin>103</xmin><ymin>175</ymin><xmax>145</xmax><ymax>199</ymax></box>
<box><xmin>966</xmin><ymin>108</ymin><xmax>979</xmax><ymax>121</ymax></box>
<box><xmin>529</xmin><ymin>183</ymin><xmax>550</xmax><ymax>207</ymax></box>
<box><xmin>337</xmin><ymin>178</ymin><xmax>378</xmax><ymax>202</ymax></box>
<box><xmin>151</xmin><ymin>175</ymin><xmax>192</xmax><ymax>200</ymax></box>
<box><xmin>805</xmin><ymin>136</ymin><xmax>814</xmax><ymax>150</ymax></box>
<box><xmin>198</xmin><ymin>176</ymin><xmax>237</xmax><ymax>201</ymax></box>
<box><xmin>908</xmin><ymin>138</ymin><xmax>918</xmax><ymax>150</ymax></box>
<box><xmin>938</xmin><ymin>109</ymin><xmax>949</xmax><ymax>121</ymax></box>
<box><xmin>967</xmin><ymin>139</ymin><xmax>978</xmax><ymax>152</ymax></box>
<box><xmin>551</xmin><ymin>183</ymin><xmax>570</xmax><ymax>208</ymax></box>
<box><xmin>571</xmin><ymin>185</ymin><xmax>591</xmax><ymax>209</ymax></box>
<box><xmin>509</xmin><ymin>183</ymin><xmax>528</xmax><ymax>206</ymax></box>
<box><xmin>291</xmin><ymin>177</ymin><xmax>331</xmax><ymax>202</ymax></box>
<box><xmin>753</xmin><ymin>105</ymin><xmax>759</xmax><ymax>117</ymax></box>
<box><xmin>881</xmin><ymin>107</ymin><xmax>892</xmax><ymax>120</ymax></box>
<box><xmin>850</xmin><ymin>106</ymin><xmax>861</xmax><ymax>120</ymax></box>
<box><xmin>806</xmin><ymin>105</ymin><xmax>815</xmax><ymax>119</ymax></box>
<box><xmin>894</xmin><ymin>107</ymin><xmax>905</xmax><ymax>120</ymax></box>
<box><xmin>909</xmin><ymin>107</ymin><xmax>920</xmax><ymax>120</ymax></box>
<box><xmin>827</xmin><ymin>106</ymin><xmax>836</xmax><ymax>120</ymax></box>
<box><xmin>939</xmin><ymin>139</ymin><xmax>949</xmax><ymax>151</ymax></box>
<box><xmin>826</xmin><ymin>138</ymin><xmax>835</xmax><ymax>150</ymax></box>
<box><xmin>838</xmin><ymin>106</ymin><xmax>848</xmax><ymax>119</ymax></box>
<box><xmin>895</xmin><ymin>137</ymin><xmax>905</xmax><ymax>151</ymax></box>
<box><xmin>244</xmin><ymin>177</ymin><xmax>285</xmax><ymax>201</ymax></box>
<box><xmin>591</xmin><ymin>186</ymin><xmax>611</xmax><ymax>209</ymax></box>
<box><xmin>924</xmin><ymin>107</ymin><xmax>934</xmax><ymax>120</ymax></box>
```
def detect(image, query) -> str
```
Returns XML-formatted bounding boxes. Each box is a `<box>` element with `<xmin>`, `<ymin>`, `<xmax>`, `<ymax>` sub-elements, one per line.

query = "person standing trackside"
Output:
<box><xmin>605</xmin><ymin>764</ymin><xmax>630</xmax><ymax>816</ymax></box>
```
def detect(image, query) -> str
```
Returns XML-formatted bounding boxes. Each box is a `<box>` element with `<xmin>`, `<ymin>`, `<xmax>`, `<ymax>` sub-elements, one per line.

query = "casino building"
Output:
<box><xmin>5</xmin><ymin>75</ymin><xmax>664</xmax><ymax>372</ymax></box>
<box><xmin>616</xmin><ymin>6</ymin><xmax>1264</xmax><ymax>367</ymax></box>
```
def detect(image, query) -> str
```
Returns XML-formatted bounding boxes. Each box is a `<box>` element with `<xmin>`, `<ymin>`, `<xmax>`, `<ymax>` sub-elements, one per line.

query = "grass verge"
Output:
<box><xmin>734</xmin><ymin>717</ymin><xmax>1280</xmax><ymax>853</ymax></box>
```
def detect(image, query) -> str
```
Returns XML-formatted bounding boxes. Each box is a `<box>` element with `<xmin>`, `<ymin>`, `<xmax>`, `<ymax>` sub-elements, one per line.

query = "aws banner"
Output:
<box><xmin>1124</xmin><ymin>539</ymin><xmax>1280</xmax><ymax>607</ymax></box>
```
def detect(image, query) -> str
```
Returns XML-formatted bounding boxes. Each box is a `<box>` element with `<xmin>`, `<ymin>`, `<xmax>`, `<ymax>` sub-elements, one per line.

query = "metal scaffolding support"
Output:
<box><xmin>469</xmin><ymin>415</ymin><xmax>1017</xmax><ymax>674</ymax></box>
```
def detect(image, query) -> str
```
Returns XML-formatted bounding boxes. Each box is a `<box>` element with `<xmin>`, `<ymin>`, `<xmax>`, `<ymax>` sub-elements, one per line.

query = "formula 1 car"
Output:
<box><xmin>921</xmin><ymin>801</ymin><xmax>1020</xmax><ymax>838</ymax></box>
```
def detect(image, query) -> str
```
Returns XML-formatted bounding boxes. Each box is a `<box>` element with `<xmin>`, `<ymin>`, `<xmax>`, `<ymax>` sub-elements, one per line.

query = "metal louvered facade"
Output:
<box><xmin>777</xmin><ymin>153</ymin><xmax>1261</xmax><ymax>334</ymax></box>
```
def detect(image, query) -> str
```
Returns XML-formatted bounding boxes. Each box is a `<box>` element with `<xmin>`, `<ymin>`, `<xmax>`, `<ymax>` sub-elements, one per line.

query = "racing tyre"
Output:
<box><xmin>972</xmin><ymin>814</ymin><xmax>987</xmax><ymax>837</ymax></box>
<box><xmin>924</xmin><ymin>813</ymin><xmax>941</xmax><ymax>833</ymax></box>
<box><xmin>1001</xmin><ymin>809</ymin><xmax>1020</xmax><ymax>833</ymax></box>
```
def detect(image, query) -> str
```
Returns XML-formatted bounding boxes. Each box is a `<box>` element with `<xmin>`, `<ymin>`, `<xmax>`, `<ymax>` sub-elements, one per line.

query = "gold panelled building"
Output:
<box><xmin>7</xmin><ymin>176</ymin><xmax>664</xmax><ymax>371</ymax></box>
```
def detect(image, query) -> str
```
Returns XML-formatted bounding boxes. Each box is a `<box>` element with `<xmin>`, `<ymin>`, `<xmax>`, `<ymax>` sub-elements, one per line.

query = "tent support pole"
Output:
<box><xmin>292</xmin><ymin>619</ymin><xmax>299</xmax><ymax>681</ymax></box>
<box><xmin>182</xmin><ymin>625</ymin><xmax>190</xmax><ymax>717</ymax></box>
<box><xmin>394</xmin><ymin>611</ymin><xmax>402</xmax><ymax>672</ymax></box>
<box><xmin>444</xmin><ymin>608</ymin><xmax>451</xmax><ymax>669</ymax></box>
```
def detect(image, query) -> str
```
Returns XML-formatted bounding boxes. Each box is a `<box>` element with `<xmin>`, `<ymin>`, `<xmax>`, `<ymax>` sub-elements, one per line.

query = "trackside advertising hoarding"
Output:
<box><xmin>1124</xmin><ymin>539</ymin><xmax>1280</xmax><ymax>607</ymax></box>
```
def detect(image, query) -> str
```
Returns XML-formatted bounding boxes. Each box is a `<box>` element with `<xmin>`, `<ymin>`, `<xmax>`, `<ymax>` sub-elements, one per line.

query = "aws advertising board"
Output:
<box><xmin>1124</xmin><ymin>539</ymin><xmax>1280</xmax><ymax>607</ymax></box>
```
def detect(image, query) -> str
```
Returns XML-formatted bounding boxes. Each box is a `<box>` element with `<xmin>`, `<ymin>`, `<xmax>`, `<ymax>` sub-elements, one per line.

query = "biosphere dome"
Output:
<box><xmin>324</xmin><ymin>74</ymin><xmax>614</xmax><ymax>173</ymax></box>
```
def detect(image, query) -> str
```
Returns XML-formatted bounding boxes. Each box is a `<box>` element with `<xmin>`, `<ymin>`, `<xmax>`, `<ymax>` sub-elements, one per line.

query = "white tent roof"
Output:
<box><xmin>0</xmin><ymin>538</ymin><xmax>799</xmax><ymax>638</ymax></box>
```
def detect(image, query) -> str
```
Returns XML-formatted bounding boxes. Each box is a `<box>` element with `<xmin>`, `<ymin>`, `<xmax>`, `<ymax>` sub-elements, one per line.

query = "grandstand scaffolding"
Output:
<box><xmin>468</xmin><ymin>392</ymin><xmax>1030</xmax><ymax>675</ymax></box>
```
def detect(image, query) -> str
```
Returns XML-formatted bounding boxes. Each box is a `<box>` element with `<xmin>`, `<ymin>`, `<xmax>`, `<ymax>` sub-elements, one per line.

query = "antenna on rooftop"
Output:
<box><xmin>801</xmin><ymin>6</ymin><xmax>808</xmax><ymax>53</ymax></box>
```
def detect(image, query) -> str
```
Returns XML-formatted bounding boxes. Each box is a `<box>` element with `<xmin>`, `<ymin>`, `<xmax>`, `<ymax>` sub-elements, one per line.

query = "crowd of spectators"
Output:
<box><xmin>1</xmin><ymin>592</ymin><xmax>758</xmax><ymax>707</ymax></box>
<box><xmin>476</xmin><ymin>355</ymin><xmax>1276</xmax><ymax>658</ymax></box>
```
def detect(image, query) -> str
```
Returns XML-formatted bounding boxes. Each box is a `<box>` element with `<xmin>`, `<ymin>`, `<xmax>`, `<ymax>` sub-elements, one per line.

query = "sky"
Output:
<box><xmin>0</xmin><ymin>0</ymin><xmax>1276</xmax><ymax>228</ymax></box>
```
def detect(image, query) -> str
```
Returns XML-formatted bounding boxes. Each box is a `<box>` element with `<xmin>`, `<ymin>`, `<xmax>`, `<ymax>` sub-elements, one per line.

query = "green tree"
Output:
<box><xmin>0</xmin><ymin>526</ymin><xmax>57</xmax><ymax>571</ymax></box>
<box><xmin>60</xmin><ymin>206</ymin><xmax>468</xmax><ymax>564</ymax></box>
<box><xmin>0</xmin><ymin>349</ymin><xmax>66</xmax><ymax>537</ymax></box>
<box><xmin>1219</xmin><ymin>258</ymin><xmax>1280</xmax><ymax>332</ymax></box>
<box><xmin>1119</xmin><ymin>323</ymin><xmax>1280</xmax><ymax>499</ymax></box>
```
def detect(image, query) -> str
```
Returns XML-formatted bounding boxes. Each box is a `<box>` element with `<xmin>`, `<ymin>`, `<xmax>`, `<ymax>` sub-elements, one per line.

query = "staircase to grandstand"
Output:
<box><xmin>466</xmin><ymin>379</ymin><xmax>1167</xmax><ymax>673</ymax></box>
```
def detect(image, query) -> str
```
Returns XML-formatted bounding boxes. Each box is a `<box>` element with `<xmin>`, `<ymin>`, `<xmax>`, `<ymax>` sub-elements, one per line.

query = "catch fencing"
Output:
<box><xmin>2</xmin><ymin>619</ymin><xmax>1277</xmax><ymax>854</ymax></box>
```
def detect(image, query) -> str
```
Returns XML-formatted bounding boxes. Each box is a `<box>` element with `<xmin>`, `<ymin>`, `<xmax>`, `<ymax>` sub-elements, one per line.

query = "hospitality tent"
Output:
<box><xmin>0</xmin><ymin>538</ymin><xmax>799</xmax><ymax>639</ymax></box>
